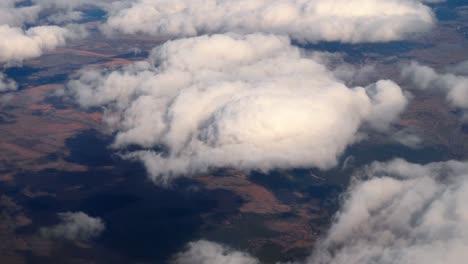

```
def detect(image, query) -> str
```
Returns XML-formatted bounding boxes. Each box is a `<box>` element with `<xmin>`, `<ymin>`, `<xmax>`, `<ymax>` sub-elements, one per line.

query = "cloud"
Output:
<box><xmin>0</xmin><ymin>0</ymin><xmax>97</xmax><ymax>66</ymax></box>
<box><xmin>391</xmin><ymin>128</ymin><xmax>423</xmax><ymax>148</ymax></box>
<box><xmin>175</xmin><ymin>158</ymin><xmax>468</xmax><ymax>264</ymax></box>
<box><xmin>40</xmin><ymin>212</ymin><xmax>105</xmax><ymax>242</ymax></box>
<box><xmin>172</xmin><ymin>240</ymin><xmax>259</xmax><ymax>264</ymax></box>
<box><xmin>402</xmin><ymin>61</ymin><xmax>468</xmax><ymax>110</ymax></box>
<box><xmin>0</xmin><ymin>24</ymin><xmax>82</xmax><ymax>64</ymax></box>
<box><xmin>47</xmin><ymin>11</ymin><xmax>85</xmax><ymax>24</ymax></box>
<box><xmin>447</xmin><ymin>60</ymin><xmax>468</xmax><ymax>76</ymax></box>
<box><xmin>102</xmin><ymin>0</ymin><xmax>436</xmax><ymax>43</ymax></box>
<box><xmin>31</xmin><ymin>0</ymin><xmax>97</xmax><ymax>9</ymax></box>
<box><xmin>0</xmin><ymin>73</ymin><xmax>17</xmax><ymax>92</ymax></box>
<box><xmin>0</xmin><ymin>0</ymin><xmax>105</xmax><ymax>26</ymax></box>
<box><xmin>67</xmin><ymin>33</ymin><xmax>407</xmax><ymax>185</ymax></box>
<box><xmin>31</xmin><ymin>0</ymin><xmax>118</xmax><ymax>23</ymax></box>
<box><xmin>309</xmin><ymin>51</ymin><xmax>378</xmax><ymax>86</ymax></box>
<box><xmin>0</xmin><ymin>1</ymin><xmax>41</xmax><ymax>27</ymax></box>
<box><xmin>310</xmin><ymin>158</ymin><xmax>468</xmax><ymax>264</ymax></box>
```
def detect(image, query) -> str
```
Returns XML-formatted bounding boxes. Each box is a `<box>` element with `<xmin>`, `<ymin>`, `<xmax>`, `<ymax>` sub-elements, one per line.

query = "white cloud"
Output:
<box><xmin>102</xmin><ymin>0</ymin><xmax>436</xmax><ymax>43</ymax></box>
<box><xmin>40</xmin><ymin>212</ymin><xmax>105</xmax><ymax>242</ymax></box>
<box><xmin>67</xmin><ymin>33</ymin><xmax>407</xmax><ymax>185</ymax></box>
<box><xmin>447</xmin><ymin>60</ymin><xmax>468</xmax><ymax>76</ymax></box>
<box><xmin>0</xmin><ymin>1</ymin><xmax>41</xmax><ymax>27</ymax></box>
<box><xmin>364</xmin><ymin>80</ymin><xmax>409</xmax><ymax>131</ymax></box>
<box><xmin>310</xmin><ymin>158</ymin><xmax>468</xmax><ymax>264</ymax></box>
<box><xmin>31</xmin><ymin>0</ymin><xmax>97</xmax><ymax>9</ymax></box>
<box><xmin>0</xmin><ymin>73</ymin><xmax>17</xmax><ymax>92</ymax></box>
<box><xmin>0</xmin><ymin>0</ymin><xmax>105</xmax><ymax>26</ymax></box>
<box><xmin>0</xmin><ymin>0</ymin><xmax>96</xmax><ymax>66</ymax></box>
<box><xmin>0</xmin><ymin>24</ymin><xmax>82</xmax><ymax>64</ymax></box>
<box><xmin>172</xmin><ymin>240</ymin><xmax>259</xmax><ymax>264</ymax></box>
<box><xmin>46</xmin><ymin>11</ymin><xmax>84</xmax><ymax>24</ymax></box>
<box><xmin>171</xmin><ymin>158</ymin><xmax>468</xmax><ymax>264</ymax></box>
<box><xmin>402</xmin><ymin>61</ymin><xmax>468</xmax><ymax>110</ymax></box>
<box><xmin>391</xmin><ymin>128</ymin><xmax>423</xmax><ymax>148</ymax></box>
<box><xmin>309</xmin><ymin>51</ymin><xmax>378</xmax><ymax>86</ymax></box>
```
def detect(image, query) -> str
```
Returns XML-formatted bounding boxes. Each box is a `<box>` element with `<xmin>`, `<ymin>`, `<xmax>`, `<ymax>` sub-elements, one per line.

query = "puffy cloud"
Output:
<box><xmin>172</xmin><ymin>158</ymin><xmax>468</xmax><ymax>263</ymax></box>
<box><xmin>0</xmin><ymin>24</ymin><xmax>82</xmax><ymax>64</ymax></box>
<box><xmin>391</xmin><ymin>128</ymin><xmax>423</xmax><ymax>148</ymax></box>
<box><xmin>67</xmin><ymin>33</ymin><xmax>408</xmax><ymax>185</ymax></box>
<box><xmin>40</xmin><ymin>212</ymin><xmax>105</xmax><ymax>242</ymax></box>
<box><xmin>447</xmin><ymin>60</ymin><xmax>468</xmax><ymax>76</ymax></box>
<box><xmin>102</xmin><ymin>0</ymin><xmax>436</xmax><ymax>43</ymax></box>
<box><xmin>402</xmin><ymin>61</ymin><xmax>468</xmax><ymax>110</ymax></box>
<box><xmin>0</xmin><ymin>0</ymin><xmax>103</xmax><ymax>26</ymax></box>
<box><xmin>363</xmin><ymin>80</ymin><xmax>409</xmax><ymax>131</ymax></box>
<box><xmin>31</xmin><ymin>0</ymin><xmax>97</xmax><ymax>9</ymax></box>
<box><xmin>47</xmin><ymin>11</ymin><xmax>85</xmax><ymax>24</ymax></box>
<box><xmin>310</xmin><ymin>158</ymin><xmax>468</xmax><ymax>264</ymax></box>
<box><xmin>0</xmin><ymin>1</ymin><xmax>41</xmax><ymax>27</ymax></box>
<box><xmin>0</xmin><ymin>73</ymin><xmax>17</xmax><ymax>92</ymax></box>
<box><xmin>172</xmin><ymin>240</ymin><xmax>259</xmax><ymax>264</ymax></box>
<box><xmin>0</xmin><ymin>0</ymin><xmax>97</xmax><ymax>66</ymax></box>
<box><xmin>176</xmin><ymin>159</ymin><xmax>468</xmax><ymax>264</ymax></box>
<box><xmin>309</xmin><ymin>51</ymin><xmax>378</xmax><ymax>86</ymax></box>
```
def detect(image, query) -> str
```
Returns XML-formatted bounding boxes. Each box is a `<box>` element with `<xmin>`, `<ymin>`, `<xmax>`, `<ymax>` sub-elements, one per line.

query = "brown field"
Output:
<box><xmin>0</xmin><ymin>84</ymin><xmax>100</xmax><ymax>176</ymax></box>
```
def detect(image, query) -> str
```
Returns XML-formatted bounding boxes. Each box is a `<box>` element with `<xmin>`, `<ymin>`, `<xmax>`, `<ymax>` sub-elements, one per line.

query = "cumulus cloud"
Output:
<box><xmin>0</xmin><ymin>0</ymin><xmax>97</xmax><ymax>66</ymax></box>
<box><xmin>447</xmin><ymin>60</ymin><xmax>468</xmax><ymax>76</ymax></box>
<box><xmin>0</xmin><ymin>24</ymin><xmax>82</xmax><ymax>64</ymax></box>
<box><xmin>310</xmin><ymin>158</ymin><xmax>468</xmax><ymax>264</ymax></box>
<box><xmin>0</xmin><ymin>73</ymin><xmax>17</xmax><ymax>92</ymax></box>
<box><xmin>172</xmin><ymin>240</ymin><xmax>259</xmax><ymax>264</ymax></box>
<box><xmin>0</xmin><ymin>1</ymin><xmax>41</xmax><ymax>27</ymax></box>
<box><xmin>391</xmin><ymin>128</ymin><xmax>423</xmax><ymax>148</ymax></box>
<box><xmin>402</xmin><ymin>61</ymin><xmax>468</xmax><ymax>110</ymax></box>
<box><xmin>310</xmin><ymin>51</ymin><xmax>378</xmax><ymax>86</ymax></box>
<box><xmin>177</xmin><ymin>158</ymin><xmax>468</xmax><ymax>264</ymax></box>
<box><xmin>31</xmin><ymin>0</ymin><xmax>97</xmax><ymax>9</ymax></box>
<box><xmin>102</xmin><ymin>0</ymin><xmax>436</xmax><ymax>43</ymax></box>
<box><xmin>40</xmin><ymin>212</ymin><xmax>105</xmax><ymax>242</ymax></box>
<box><xmin>47</xmin><ymin>11</ymin><xmax>85</xmax><ymax>24</ymax></box>
<box><xmin>67</xmin><ymin>33</ymin><xmax>408</xmax><ymax>185</ymax></box>
<box><xmin>0</xmin><ymin>0</ymin><xmax>107</xmax><ymax>26</ymax></box>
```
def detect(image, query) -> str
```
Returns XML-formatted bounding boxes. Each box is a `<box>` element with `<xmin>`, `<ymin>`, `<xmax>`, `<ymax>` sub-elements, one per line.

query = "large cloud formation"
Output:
<box><xmin>402</xmin><ymin>61</ymin><xmax>468</xmax><ymax>111</ymax></box>
<box><xmin>68</xmin><ymin>33</ymin><xmax>408</xmax><ymax>185</ymax></box>
<box><xmin>0</xmin><ymin>1</ymin><xmax>40</xmax><ymax>27</ymax></box>
<box><xmin>102</xmin><ymin>0</ymin><xmax>436</xmax><ymax>43</ymax></box>
<box><xmin>0</xmin><ymin>0</ymin><xmax>96</xmax><ymax>91</ymax></box>
<box><xmin>40</xmin><ymin>212</ymin><xmax>105</xmax><ymax>242</ymax></box>
<box><xmin>310</xmin><ymin>158</ymin><xmax>468</xmax><ymax>264</ymax></box>
<box><xmin>0</xmin><ymin>24</ymin><xmax>80</xmax><ymax>64</ymax></box>
<box><xmin>175</xmin><ymin>158</ymin><xmax>468</xmax><ymax>264</ymax></box>
<box><xmin>0</xmin><ymin>1</ymin><xmax>122</xmax><ymax>89</ymax></box>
